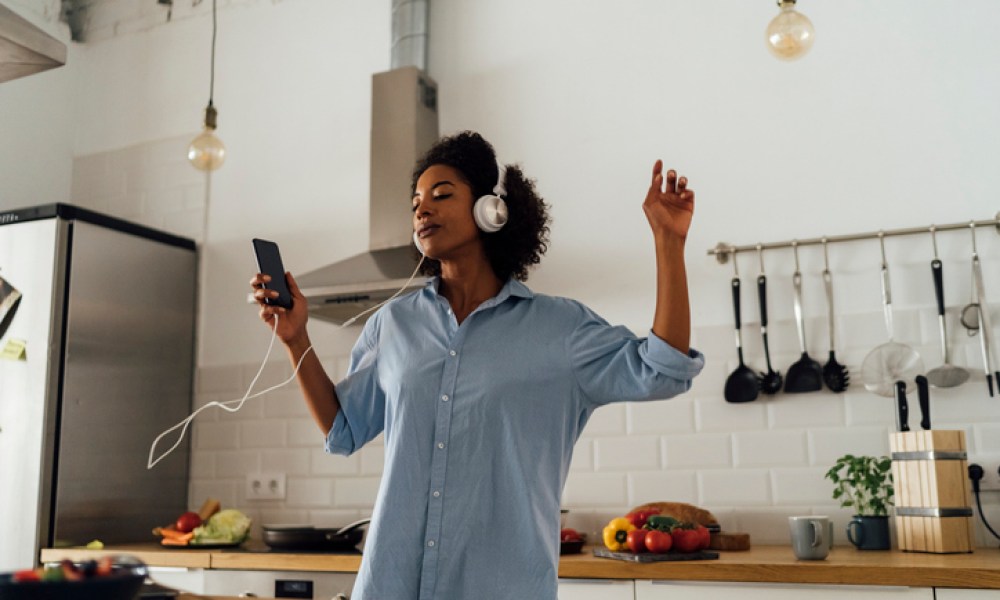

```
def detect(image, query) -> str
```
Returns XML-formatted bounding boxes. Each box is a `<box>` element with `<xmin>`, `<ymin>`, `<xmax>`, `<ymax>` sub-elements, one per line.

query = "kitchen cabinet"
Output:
<box><xmin>635</xmin><ymin>580</ymin><xmax>933</xmax><ymax>600</ymax></box>
<box><xmin>935</xmin><ymin>591</ymin><xmax>1000</xmax><ymax>599</ymax></box>
<box><xmin>559</xmin><ymin>578</ymin><xmax>635</xmax><ymax>600</ymax></box>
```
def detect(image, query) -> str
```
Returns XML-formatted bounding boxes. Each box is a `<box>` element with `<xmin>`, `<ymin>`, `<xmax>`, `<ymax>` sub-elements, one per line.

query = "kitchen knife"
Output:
<box><xmin>972</xmin><ymin>254</ymin><xmax>996</xmax><ymax>397</ymax></box>
<box><xmin>915</xmin><ymin>374</ymin><xmax>930</xmax><ymax>430</ymax></box>
<box><xmin>894</xmin><ymin>380</ymin><xmax>909</xmax><ymax>432</ymax></box>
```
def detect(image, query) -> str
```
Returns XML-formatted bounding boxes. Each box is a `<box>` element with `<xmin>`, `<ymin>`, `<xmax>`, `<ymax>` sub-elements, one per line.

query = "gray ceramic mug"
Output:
<box><xmin>789</xmin><ymin>516</ymin><xmax>833</xmax><ymax>560</ymax></box>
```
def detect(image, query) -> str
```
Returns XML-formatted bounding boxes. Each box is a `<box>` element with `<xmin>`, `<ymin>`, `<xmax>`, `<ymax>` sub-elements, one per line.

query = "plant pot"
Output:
<box><xmin>846</xmin><ymin>515</ymin><xmax>891</xmax><ymax>550</ymax></box>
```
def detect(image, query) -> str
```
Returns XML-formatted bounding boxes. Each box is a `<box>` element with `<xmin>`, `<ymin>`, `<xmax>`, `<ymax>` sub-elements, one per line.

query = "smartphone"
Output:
<box><xmin>252</xmin><ymin>238</ymin><xmax>293</xmax><ymax>309</ymax></box>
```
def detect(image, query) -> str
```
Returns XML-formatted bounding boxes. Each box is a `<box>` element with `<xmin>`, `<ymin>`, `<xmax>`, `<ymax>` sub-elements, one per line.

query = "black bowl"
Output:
<box><xmin>0</xmin><ymin>557</ymin><xmax>147</xmax><ymax>600</ymax></box>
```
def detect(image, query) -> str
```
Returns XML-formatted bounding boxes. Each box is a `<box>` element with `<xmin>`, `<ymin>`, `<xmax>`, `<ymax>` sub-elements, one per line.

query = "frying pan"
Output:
<box><xmin>262</xmin><ymin>518</ymin><xmax>370</xmax><ymax>552</ymax></box>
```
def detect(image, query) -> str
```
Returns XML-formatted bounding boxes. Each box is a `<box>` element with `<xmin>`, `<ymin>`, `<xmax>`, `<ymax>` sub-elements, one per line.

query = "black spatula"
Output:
<box><xmin>785</xmin><ymin>256</ymin><xmax>822</xmax><ymax>393</ymax></box>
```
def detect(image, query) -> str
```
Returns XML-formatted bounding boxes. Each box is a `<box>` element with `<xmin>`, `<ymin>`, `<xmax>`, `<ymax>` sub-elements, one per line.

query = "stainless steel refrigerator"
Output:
<box><xmin>0</xmin><ymin>203</ymin><xmax>197</xmax><ymax>570</ymax></box>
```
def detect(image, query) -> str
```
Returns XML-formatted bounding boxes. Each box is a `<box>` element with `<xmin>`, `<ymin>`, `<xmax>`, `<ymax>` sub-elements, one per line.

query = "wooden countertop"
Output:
<box><xmin>41</xmin><ymin>544</ymin><xmax>1000</xmax><ymax>589</ymax></box>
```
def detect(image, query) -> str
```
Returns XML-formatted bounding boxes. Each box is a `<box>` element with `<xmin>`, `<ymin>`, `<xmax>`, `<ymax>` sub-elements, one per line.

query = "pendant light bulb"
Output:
<box><xmin>766</xmin><ymin>0</ymin><xmax>815</xmax><ymax>61</ymax></box>
<box><xmin>188</xmin><ymin>103</ymin><xmax>226</xmax><ymax>171</ymax></box>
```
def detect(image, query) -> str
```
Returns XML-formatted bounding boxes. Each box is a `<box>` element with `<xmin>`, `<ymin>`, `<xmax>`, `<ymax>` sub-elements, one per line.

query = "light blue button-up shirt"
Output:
<box><xmin>327</xmin><ymin>277</ymin><xmax>704</xmax><ymax>600</ymax></box>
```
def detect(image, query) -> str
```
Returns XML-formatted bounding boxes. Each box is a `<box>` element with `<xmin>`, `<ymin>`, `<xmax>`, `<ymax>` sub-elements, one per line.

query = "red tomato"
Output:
<box><xmin>625</xmin><ymin>508</ymin><xmax>661</xmax><ymax>529</ymax></box>
<box><xmin>696</xmin><ymin>525</ymin><xmax>712</xmax><ymax>550</ymax></box>
<box><xmin>12</xmin><ymin>569</ymin><xmax>41</xmax><ymax>582</ymax></box>
<box><xmin>560</xmin><ymin>528</ymin><xmax>582</xmax><ymax>542</ymax></box>
<box><xmin>644</xmin><ymin>529</ymin><xmax>673</xmax><ymax>554</ymax></box>
<box><xmin>175</xmin><ymin>511</ymin><xmax>202</xmax><ymax>533</ymax></box>
<box><xmin>672</xmin><ymin>527</ymin><xmax>702</xmax><ymax>553</ymax></box>
<box><xmin>626</xmin><ymin>529</ymin><xmax>648</xmax><ymax>553</ymax></box>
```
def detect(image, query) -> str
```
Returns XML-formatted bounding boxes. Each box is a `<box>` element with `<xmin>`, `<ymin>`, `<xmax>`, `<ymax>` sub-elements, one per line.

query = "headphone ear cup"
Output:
<box><xmin>473</xmin><ymin>195</ymin><xmax>508</xmax><ymax>233</ymax></box>
<box><xmin>413</xmin><ymin>231</ymin><xmax>425</xmax><ymax>255</ymax></box>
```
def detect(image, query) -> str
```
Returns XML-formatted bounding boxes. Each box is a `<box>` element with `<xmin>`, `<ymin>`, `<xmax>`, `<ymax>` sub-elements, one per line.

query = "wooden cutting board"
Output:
<box><xmin>709</xmin><ymin>531</ymin><xmax>751</xmax><ymax>551</ymax></box>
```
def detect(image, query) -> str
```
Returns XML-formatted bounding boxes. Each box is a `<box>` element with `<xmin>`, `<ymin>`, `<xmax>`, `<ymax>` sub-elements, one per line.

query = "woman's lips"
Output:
<box><xmin>417</xmin><ymin>224</ymin><xmax>440</xmax><ymax>238</ymax></box>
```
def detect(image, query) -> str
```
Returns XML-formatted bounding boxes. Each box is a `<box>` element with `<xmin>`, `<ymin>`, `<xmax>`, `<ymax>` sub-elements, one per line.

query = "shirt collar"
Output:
<box><xmin>424</xmin><ymin>276</ymin><xmax>534</xmax><ymax>305</ymax></box>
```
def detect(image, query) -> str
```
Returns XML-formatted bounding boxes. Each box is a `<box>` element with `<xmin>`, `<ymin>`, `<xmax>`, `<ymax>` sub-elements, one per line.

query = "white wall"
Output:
<box><xmin>4</xmin><ymin>0</ymin><xmax>1000</xmax><ymax>547</ymax></box>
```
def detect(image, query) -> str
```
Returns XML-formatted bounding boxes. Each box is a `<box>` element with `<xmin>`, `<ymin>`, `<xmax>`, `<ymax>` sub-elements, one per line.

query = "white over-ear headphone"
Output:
<box><xmin>414</xmin><ymin>160</ymin><xmax>508</xmax><ymax>255</ymax></box>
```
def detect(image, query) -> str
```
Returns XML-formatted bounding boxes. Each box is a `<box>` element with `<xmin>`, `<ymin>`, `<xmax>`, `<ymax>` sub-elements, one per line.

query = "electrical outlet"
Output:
<box><xmin>968</xmin><ymin>458</ymin><xmax>1000</xmax><ymax>492</ymax></box>
<box><xmin>246</xmin><ymin>473</ymin><xmax>286</xmax><ymax>500</ymax></box>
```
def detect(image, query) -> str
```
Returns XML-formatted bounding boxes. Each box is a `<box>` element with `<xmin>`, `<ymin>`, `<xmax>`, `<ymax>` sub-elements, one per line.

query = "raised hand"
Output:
<box><xmin>250</xmin><ymin>271</ymin><xmax>309</xmax><ymax>346</ymax></box>
<box><xmin>642</xmin><ymin>160</ymin><xmax>695</xmax><ymax>242</ymax></box>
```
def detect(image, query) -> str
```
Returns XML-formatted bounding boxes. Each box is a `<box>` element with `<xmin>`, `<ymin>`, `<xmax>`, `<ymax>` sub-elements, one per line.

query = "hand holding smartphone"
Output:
<box><xmin>252</xmin><ymin>238</ymin><xmax>293</xmax><ymax>309</ymax></box>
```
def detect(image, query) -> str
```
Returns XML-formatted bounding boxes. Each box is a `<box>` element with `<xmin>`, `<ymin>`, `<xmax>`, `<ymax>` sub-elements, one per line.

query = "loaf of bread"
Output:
<box><xmin>628</xmin><ymin>501</ymin><xmax>719</xmax><ymax>527</ymax></box>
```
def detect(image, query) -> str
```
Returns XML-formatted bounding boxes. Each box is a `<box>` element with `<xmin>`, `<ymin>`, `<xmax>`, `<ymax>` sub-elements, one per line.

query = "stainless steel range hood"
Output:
<box><xmin>297</xmin><ymin>66</ymin><xmax>438</xmax><ymax>325</ymax></box>
<box><xmin>0</xmin><ymin>4</ymin><xmax>66</xmax><ymax>83</ymax></box>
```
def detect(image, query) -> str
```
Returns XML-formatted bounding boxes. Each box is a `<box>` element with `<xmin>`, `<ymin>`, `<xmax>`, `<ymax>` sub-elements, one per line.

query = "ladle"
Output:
<box><xmin>820</xmin><ymin>239</ymin><xmax>849</xmax><ymax>392</ymax></box>
<box><xmin>755</xmin><ymin>244</ymin><xmax>783</xmax><ymax>394</ymax></box>
<box><xmin>784</xmin><ymin>241</ymin><xmax>823</xmax><ymax>393</ymax></box>
<box><xmin>861</xmin><ymin>232</ymin><xmax>924</xmax><ymax>397</ymax></box>
<box><xmin>925</xmin><ymin>225</ymin><xmax>969</xmax><ymax>389</ymax></box>
<box><xmin>724</xmin><ymin>251</ymin><xmax>761</xmax><ymax>403</ymax></box>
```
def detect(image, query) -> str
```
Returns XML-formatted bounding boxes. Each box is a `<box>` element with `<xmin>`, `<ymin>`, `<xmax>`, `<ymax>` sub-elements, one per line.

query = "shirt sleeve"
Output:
<box><xmin>566</xmin><ymin>304</ymin><xmax>705</xmax><ymax>407</ymax></box>
<box><xmin>325</xmin><ymin>314</ymin><xmax>387</xmax><ymax>455</ymax></box>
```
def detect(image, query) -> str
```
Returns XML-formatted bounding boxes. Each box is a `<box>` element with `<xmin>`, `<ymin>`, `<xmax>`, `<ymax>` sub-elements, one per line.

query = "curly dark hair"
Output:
<box><xmin>410</xmin><ymin>131</ymin><xmax>551</xmax><ymax>282</ymax></box>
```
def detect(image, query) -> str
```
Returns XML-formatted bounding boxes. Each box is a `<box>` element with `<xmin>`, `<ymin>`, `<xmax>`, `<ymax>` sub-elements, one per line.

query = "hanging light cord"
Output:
<box><xmin>209</xmin><ymin>0</ymin><xmax>217</xmax><ymax>107</ymax></box>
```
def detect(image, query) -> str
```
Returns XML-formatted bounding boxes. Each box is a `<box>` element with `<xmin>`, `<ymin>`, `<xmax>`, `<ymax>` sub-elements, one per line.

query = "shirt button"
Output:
<box><xmin>449</xmin><ymin>350</ymin><xmax>457</xmax><ymax>357</ymax></box>
<box><xmin>432</xmin><ymin>490</ymin><xmax>441</xmax><ymax>498</ymax></box>
<box><xmin>441</xmin><ymin>394</ymin><xmax>449</xmax><ymax>402</ymax></box>
<box><xmin>427</xmin><ymin>540</ymin><xmax>435</xmax><ymax>547</ymax></box>
<box><xmin>437</xmin><ymin>442</ymin><xmax>446</xmax><ymax>449</ymax></box>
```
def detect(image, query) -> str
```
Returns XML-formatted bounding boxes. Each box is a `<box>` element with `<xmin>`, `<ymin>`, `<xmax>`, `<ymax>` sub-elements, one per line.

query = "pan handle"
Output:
<box><xmin>334</xmin><ymin>517</ymin><xmax>372</xmax><ymax>536</ymax></box>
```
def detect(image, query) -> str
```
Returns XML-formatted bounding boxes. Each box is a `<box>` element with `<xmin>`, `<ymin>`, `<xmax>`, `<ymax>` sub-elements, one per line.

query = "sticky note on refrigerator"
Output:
<box><xmin>0</xmin><ymin>338</ymin><xmax>26</xmax><ymax>361</ymax></box>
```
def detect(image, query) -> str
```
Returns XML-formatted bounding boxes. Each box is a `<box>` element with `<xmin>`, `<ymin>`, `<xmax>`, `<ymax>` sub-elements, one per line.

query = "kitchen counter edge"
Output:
<box><xmin>40</xmin><ymin>545</ymin><xmax>1000</xmax><ymax>589</ymax></box>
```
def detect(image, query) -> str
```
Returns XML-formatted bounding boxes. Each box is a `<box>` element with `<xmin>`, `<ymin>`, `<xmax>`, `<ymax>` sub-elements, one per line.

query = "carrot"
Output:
<box><xmin>159</xmin><ymin>529</ymin><xmax>194</xmax><ymax>542</ymax></box>
<box><xmin>160</xmin><ymin>538</ymin><xmax>190</xmax><ymax>546</ymax></box>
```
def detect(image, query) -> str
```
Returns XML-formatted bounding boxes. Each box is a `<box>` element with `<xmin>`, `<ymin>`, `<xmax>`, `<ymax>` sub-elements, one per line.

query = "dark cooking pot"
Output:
<box><xmin>262</xmin><ymin>518</ymin><xmax>370</xmax><ymax>552</ymax></box>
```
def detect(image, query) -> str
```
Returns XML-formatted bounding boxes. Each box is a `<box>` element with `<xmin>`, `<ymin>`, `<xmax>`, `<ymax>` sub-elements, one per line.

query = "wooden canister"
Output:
<box><xmin>889</xmin><ymin>429</ymin><xmax>975</xmax><ymax>553</ymax></box>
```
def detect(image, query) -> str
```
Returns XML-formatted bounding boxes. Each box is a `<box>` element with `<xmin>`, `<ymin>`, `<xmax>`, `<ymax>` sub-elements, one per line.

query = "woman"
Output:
<box><xmin>251</xmin><ymin>131</ymin><xmax>704</xmax><ymax>599</ymax></box>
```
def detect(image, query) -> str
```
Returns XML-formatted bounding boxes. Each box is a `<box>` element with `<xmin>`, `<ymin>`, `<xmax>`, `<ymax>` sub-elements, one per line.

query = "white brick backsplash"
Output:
<box><xmin>359</xmin><ymin>445</ymin><xmax>385</xmax><ymax>475</ymax></box>
<box><xmin>215</xmin><ymin>450</ymin><xmax>260</xmax><ymax>475</ymax></box>
<box><xmin>627</xmin><ymin>471</ymin><xmax>698</xmax><ymax>506</ymax></box>
<box><xmin>699</xmin><ymin>469</ymin><xmax>771</xmax><ymax>506</ymax></box>
<box><xmin>663</xmin><ymin>433</ymin><xmax>732</xmax><ymax>468</ymax></box>
<box><xmin>287</xmin><ymin>478</ymin><xmax>335</xmax><ymax>507</ymax></box>
<box><xmin>582</xmin><ymin>404</ymin><xmax>626</xmax><ymax>436</ymax></box>
<box><xmin>332</xmin><ymin>476</ymin><xmax>382</xmax><ymax>508</ymax></box>
<box><xmin>244</xmin><ymin>360</ymin><xmax>293</xmax><ymax>389</ymax></box>
<box><xmin>198</xmin><ymin>365</ymin><xmax>245</xmax><ymax>395</ymax></box>
<box><xmin>311</xmin><ymin>449</ymin><xmax>360</xmax><ymax>476</ymax></box>
<box><xmin>562</xmin><ymin>473</ymin><xmax>629</xmax><ymax>507</ymax></box>
<box><xmin>594</xmin><ymin>436</ymin><xmax>661</xmax><ymax>471</ymax></box>
<box><xmin>260</xmin><ymin>448</ymin><xmax>311</xmax><ymax>475</ymax></box>
<box><xmin>844</xmin><ymin>390</ymin><xmax>896</xmax><ymax>426</ymax></box>
<box><xmin>189</xmin><ymin>480</ymin><xmax>238</xmax><ymax>511</ymax></box>
<box><xmin>628</xmin><ymin>398</ymin><xmax>695</xmax><ymax>434</ymax></box>
<box><xmin>194</xmin><ymin>421</ymin><xmax>240</xmax><ymax>450</ymax></box>
<box><xmin>197</xmin><ymin>393</ymin><xmax>262</xmax><ymax>420</ymax></box>
<box><xmin>974</xmin><ymin>424</ymin><xmax>1000</xmax><ymax>453</ymax></box>
<box><xmin>258</xmin><ymin>508</ymin><xmax>309</xmax><ymax>527</ymax></box>
<box><xmin>695</xmin><ymin>397</ymin><xmax>767</xmax><ymax>432</ymax></box>
<box><xmin>733</xmin><ymin>431</ymin><xmax>807</xmax><ymax>467</ymax></box>
<box><xmin>808</xmin><ymin>427</ymin><xmax>891</xmax><ymax>466</ymax></box>
<box><xmin>570</xmin><ymin>439</ymin><xmax>594</xmax><ymax>472</ymax></box>
<box><xmin>242</xmin><ymin>421</ymin><xmax>286</xmax><ymax>449</ymax></box>
<box><xmin>768</xmin><ymin>395</ymin><xmax>844</xmax><ymax>429</ymax></box>
<box><xmin>689</xmin><ymin>323</ymin><xmax>735</xmax><ymax>361</ymax></box>
<box><xmin>262</xmin><ymin>390</ymin><xmax>312</xmax><ymax>418</ymax></box>
<box><xmin>308</xmin><ymin>509</ymin><xmax>368</xmax><ymax>528</ymax></box>
<box><xmin>732</xmin><ymin>507</ymin><xmax>810</xmax><ymax>545</ymax></box>
<box><xmin>188</xmin><ymin>451</ymin><xmax>215</xmax><ymax>479</ymax></box>
<box><xmin>288</xmin><ymin>419</ymin><xmax>324</xmax><ymax>448</ymax></box>
<box><xmin>771</xmin><ymin>467</ymin><xmax>838</xmax><ymax>505</ymax></box>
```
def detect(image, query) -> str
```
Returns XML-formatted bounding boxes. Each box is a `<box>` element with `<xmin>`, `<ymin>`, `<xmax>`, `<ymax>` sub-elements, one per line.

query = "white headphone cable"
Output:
<box><xmin>147</xmin><ymin>254</ymin><xmax>425</xmax><ymax>469</ymax></box>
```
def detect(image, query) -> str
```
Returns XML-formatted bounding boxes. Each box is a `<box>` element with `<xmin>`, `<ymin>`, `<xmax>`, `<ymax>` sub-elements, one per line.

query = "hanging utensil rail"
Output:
<box><xmin>708</xmin><ymin>212</ymin><xmax>1000</xmax><ymax>264</ymax></box>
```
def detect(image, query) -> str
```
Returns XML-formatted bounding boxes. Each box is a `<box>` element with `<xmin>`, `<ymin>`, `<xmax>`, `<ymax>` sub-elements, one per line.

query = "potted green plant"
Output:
<box><xmin>824</xmin><ymin>454</ymin><xmax>894</xmax><ymax>550</ymax></box>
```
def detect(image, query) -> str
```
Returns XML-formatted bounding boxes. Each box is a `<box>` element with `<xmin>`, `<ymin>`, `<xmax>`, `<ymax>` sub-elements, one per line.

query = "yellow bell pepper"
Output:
<box><xmin>602</xmin><ymin>517</ymin><xmax>636</xmax><ymax>551</ymax></box>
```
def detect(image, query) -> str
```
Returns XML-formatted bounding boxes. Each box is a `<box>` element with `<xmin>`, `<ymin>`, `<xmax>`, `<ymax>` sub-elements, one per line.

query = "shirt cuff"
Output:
<box><xmin>324</xmin><ymin>409</ymin><xmax>353</xmax><ymax>455</ymax></box>
<box><xmin>642</xmin><ymin>330</ymin><xmax>706</xmax><ymax>380</ymax></box>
